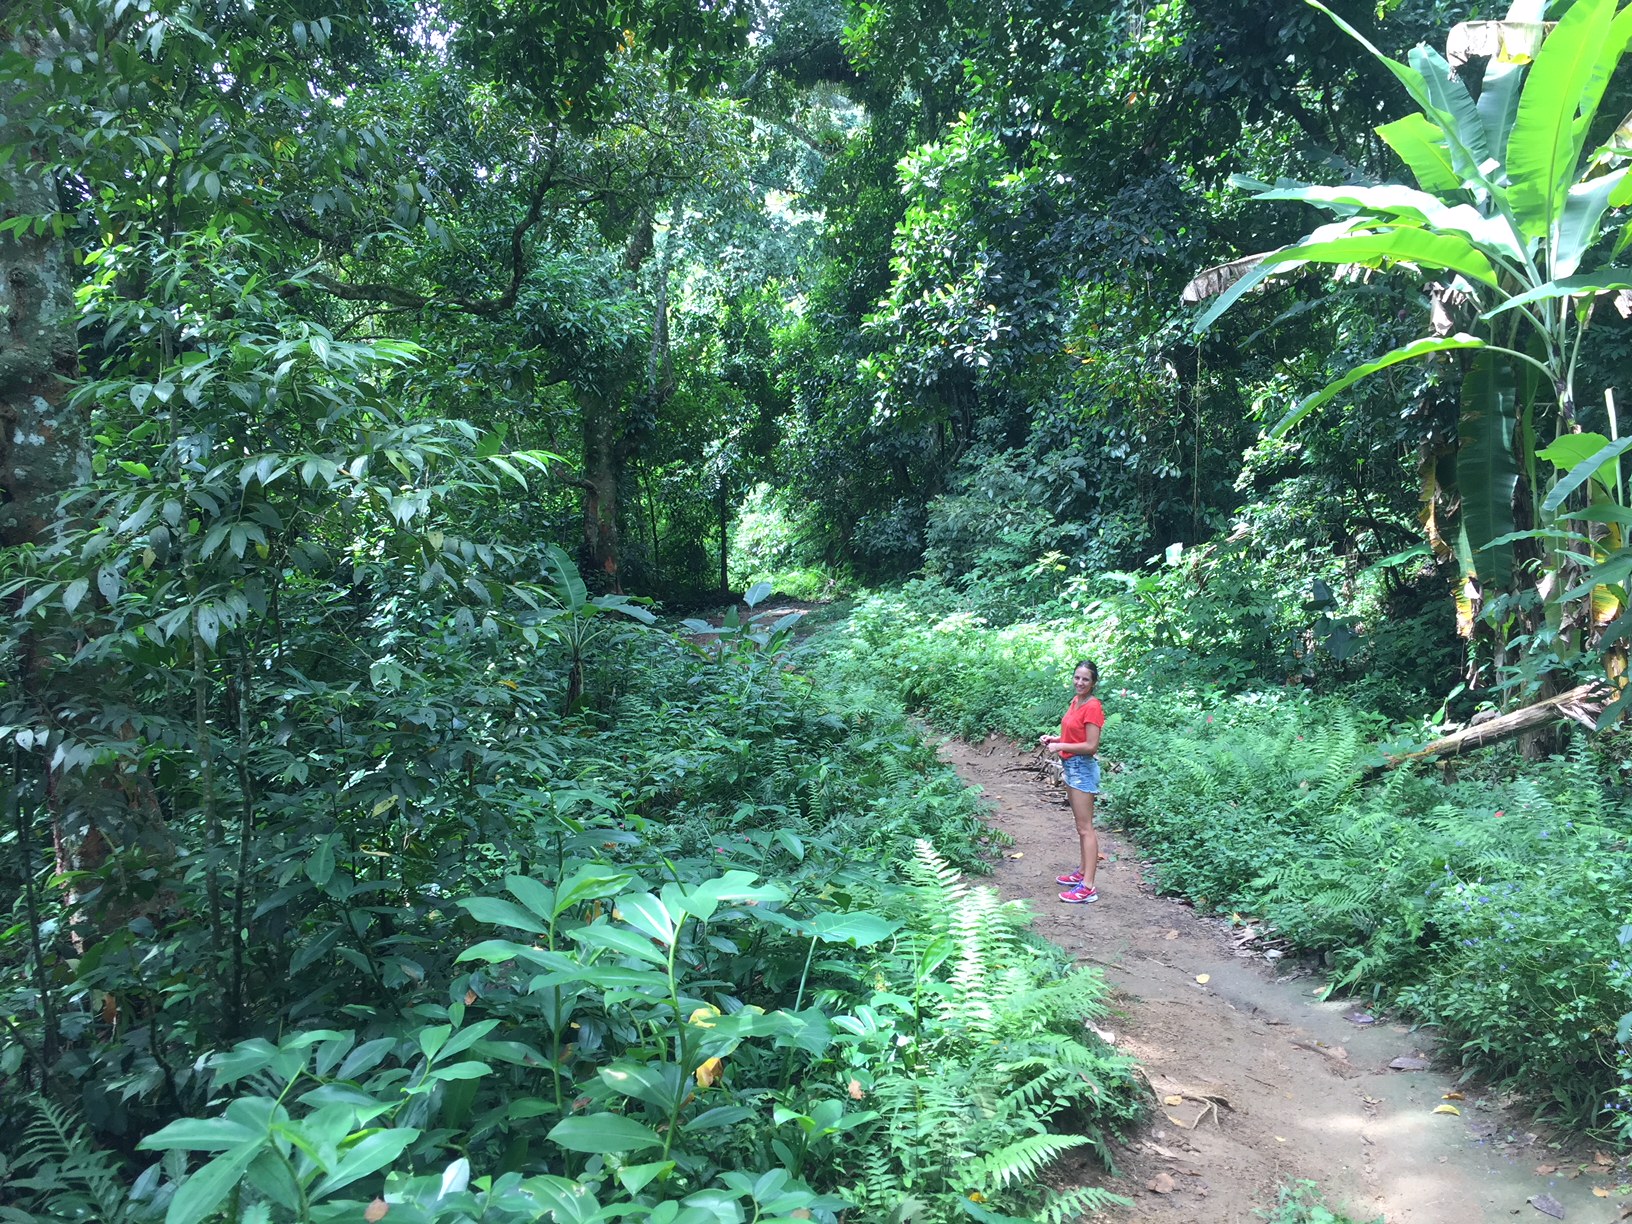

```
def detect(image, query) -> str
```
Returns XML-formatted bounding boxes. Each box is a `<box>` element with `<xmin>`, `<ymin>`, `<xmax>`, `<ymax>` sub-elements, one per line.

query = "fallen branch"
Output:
<box><xmin>1359</xmin><ymin>681</ymin><xmax>1614</xmax><ymax>783</ymax></box>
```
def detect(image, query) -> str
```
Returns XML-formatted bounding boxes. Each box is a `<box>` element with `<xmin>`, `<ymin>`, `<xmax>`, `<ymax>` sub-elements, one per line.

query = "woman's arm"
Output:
<box><xmin>1046</xmin><ymin>723</ymin><xmax>1100</xmax><ymax>756</ymax></box>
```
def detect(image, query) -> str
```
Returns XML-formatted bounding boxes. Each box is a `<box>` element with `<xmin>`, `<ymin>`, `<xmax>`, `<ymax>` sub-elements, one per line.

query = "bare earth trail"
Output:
<box><xmin>936</xmin><ymin>734</ymin><xmax>1626</xmax><ymax>1224</ymax></box>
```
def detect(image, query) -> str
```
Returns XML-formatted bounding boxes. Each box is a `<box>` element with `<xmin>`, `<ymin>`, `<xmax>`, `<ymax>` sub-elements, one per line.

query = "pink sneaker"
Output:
<box><xmin>1056</xmin><ymin>869</ymin><xmax>1084</xmax><ymax>885</ymax></box>
<box><xmin>1059</xmin><ymin>884</ymin><xmax>1098</xmax><ymax>904</ymax></box>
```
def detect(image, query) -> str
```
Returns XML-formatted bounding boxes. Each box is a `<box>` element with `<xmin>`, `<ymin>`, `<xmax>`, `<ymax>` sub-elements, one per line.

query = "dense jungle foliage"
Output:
<box><xmin>9</xmin><ymin>0</ymin><xmax>1632</xmax><ymax>1218</ymax></box>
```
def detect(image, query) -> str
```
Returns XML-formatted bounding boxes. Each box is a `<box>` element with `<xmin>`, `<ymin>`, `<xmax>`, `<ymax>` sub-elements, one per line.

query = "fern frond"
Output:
<box><xmin>1030</xmin><ymin>1183</ymin><xmax>1132</xmax><ymax>1222</ymax></box>
<box><xmin>959</xmin><ymin>1131</ymin><xmax>1087</xmax><ymax>1191</ymax></box>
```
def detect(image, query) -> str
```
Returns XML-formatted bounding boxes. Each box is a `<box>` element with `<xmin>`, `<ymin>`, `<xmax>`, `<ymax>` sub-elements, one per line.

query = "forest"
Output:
<box><xmin>5</xmin><ymin>0</ymin><xmax>1632</xmax><ymax>1218</ymax></box>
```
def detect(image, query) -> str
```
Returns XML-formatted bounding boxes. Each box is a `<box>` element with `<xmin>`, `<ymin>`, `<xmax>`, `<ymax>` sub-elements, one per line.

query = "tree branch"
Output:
<box><xmin>293</xmin><ymin>137</ymin><xmax>562</xmax><ymax>317</ymax></box>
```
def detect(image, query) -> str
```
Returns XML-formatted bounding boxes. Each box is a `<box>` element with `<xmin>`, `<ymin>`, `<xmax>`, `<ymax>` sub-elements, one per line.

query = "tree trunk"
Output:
<box><xmin>718</xmin><ymin>479</ymin><xmax>728</xmax><ymax>594</ymax></box>
<box><xmin>0</xmin><ymin>28</ymin><xmax>103</xmax><ymax>913</ymax></box>
<box><xmin>1358</xmin><ymin>681</ymin><xmax>1613</xmax><ymax>782</ymax></box>
<box><xmin>578</xmin><ymin>386</ymin><xmax>624</xmax><ymax>592</ymax></box>
<box><xmin>0</xmin><ymin>67</ymin><xmax>84</xmax><ymax>549</ymax></box>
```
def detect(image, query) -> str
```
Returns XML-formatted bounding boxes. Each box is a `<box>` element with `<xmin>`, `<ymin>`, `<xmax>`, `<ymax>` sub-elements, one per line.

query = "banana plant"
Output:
<box><xmin>1191</xmin><ymin>0</ymin><xmax>1632</xmax><ymax>704</ymax></box>
<box><xmin>532</xmin><ymin>545</ymin><xmax>656</xmax><ymax>712</ymax></box>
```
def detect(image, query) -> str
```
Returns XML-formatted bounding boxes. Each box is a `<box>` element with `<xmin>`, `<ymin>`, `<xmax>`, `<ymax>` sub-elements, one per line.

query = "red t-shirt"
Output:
<box><xmin>1059</xmin><ymin>696</ymin><xmax>1104</xmax><ymax>759</ymax></box>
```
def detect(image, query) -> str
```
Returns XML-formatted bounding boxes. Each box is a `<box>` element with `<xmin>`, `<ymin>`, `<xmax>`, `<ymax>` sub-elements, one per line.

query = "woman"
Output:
<box><xmin>1038</xmin><ymin>660</ymin><xmax>1104</xmax><ymax>904</ymax></box>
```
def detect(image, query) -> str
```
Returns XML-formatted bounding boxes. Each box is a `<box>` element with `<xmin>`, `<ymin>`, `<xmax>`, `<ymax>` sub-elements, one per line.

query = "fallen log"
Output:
<box><xmin>1359</xmin><ymin>681</ymin><xmax>1615</xmax><ymax>783</ymax></box>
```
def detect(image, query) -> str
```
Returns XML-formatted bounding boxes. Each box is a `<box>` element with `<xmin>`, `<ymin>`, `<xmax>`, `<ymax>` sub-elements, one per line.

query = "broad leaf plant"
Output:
<box><xmin>1195</xmin><ymin>0</ymin><xmax>1632</xmax><ymax>713</ymax></box>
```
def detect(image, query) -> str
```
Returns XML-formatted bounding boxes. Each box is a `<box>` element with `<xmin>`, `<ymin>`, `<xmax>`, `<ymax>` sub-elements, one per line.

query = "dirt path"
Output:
<box><xmin>938</xmin><ymin>734</ymin><xmax>1625</xmax><ymax>1224</ymax></box>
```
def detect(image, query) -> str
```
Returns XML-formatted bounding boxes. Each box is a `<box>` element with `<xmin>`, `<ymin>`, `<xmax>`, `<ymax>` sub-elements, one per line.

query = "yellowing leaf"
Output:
<box><xmin>366</xmin><ymin>1201</ymin><xmax>389</xmax><ymax>1224</ymax></box>
<box><xmin>1433</xmin><ymin>1104</ymin><xmax>1461</xmax><ymax>1115</ymax></box>
<box><xmin>1441</xmin><ymin>1091</ymin><xmax>1464</xmax><ymax>1100</ymax></box>
<box><xmin>1596</xmin><ymin>1188</ymin><xmax>1612</xmax><ymax>1198</ymax></box>
<box><xmin>695</xmin><ymin>1057</ymin><xmax>723</xmax><ymax>1088</ymax></box>
<box><xmin>688</xmin><ymin>1005</ymin><xmax>721</xmax><ymax>1027</ymax></box>
<box><xmin>1164</xmin><ymin>1094</ymin><xmax>1184</xmax><ymax>1106</ymax></box>
<box><xmin>1195</xmin><ymin>974</ymin><xmax>1210</xmax><ymax>984</ymax></box>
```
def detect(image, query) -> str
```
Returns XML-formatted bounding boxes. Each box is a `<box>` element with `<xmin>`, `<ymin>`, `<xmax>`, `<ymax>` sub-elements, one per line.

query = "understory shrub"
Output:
<box><xmin>1</xmin><ymin>587</ymin><xmax>1134</xmax><ymax>1222</ymax></box>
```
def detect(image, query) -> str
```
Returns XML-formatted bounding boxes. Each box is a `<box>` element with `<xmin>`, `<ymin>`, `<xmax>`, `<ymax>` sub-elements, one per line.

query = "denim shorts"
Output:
<box><xmin>1062</xmin><ymin>754</ymin><xmax>1100</xmax><ymax>794</ymax></box>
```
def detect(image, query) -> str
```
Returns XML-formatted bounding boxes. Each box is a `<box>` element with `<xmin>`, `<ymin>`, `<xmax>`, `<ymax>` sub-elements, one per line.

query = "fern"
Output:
<box><xmin>959</xmin><ymin>1132</ymin><xmax>1086</xmax><ymax>1191</ymax></box>
<box><xmin>4</xmin><ymin>1100</ymin><xmax>145</xmax><ymax>1223</ymax></box>
<box><xmin>1031</xmin><ymin>1184</ymin><xmax>1131</xmax><ymax>1222</ymax></box>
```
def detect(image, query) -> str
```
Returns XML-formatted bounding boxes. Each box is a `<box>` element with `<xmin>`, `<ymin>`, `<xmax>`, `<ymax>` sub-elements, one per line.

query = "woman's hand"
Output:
<box><xmin>1038</xmin><ymin>733</ymin><xmax>1056</xmax><ymax>748</ymax></box>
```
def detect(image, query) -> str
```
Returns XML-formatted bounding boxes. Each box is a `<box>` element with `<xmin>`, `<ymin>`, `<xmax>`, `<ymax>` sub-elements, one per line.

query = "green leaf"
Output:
<box><xmin>457</xmin><ymin>895</ymin><xmax>551</xmax><ymax>935</ymax></box>
<box><xmin>1250</xmin><ymin>182</ymin><xmax>1521</xmax><ymax>257</ymax></box>
<box><xmin>62</xmin><ymin>577</ymin><xmax>89</xmax><ymax>614</ymax></box>
<box><xmin>1542</xmin><ymin>434</ymin><xmax>1632</xmax><ymax>511</ymax></box>
<box><xmin>1272</xmin><ymin>334</ymin><xmax>1488</xmax><ymax>437</ymax></box>
<box><xmin>305</xmin><ymin>837</ymin><xmax>335</xmax><ymax>888</ymax></box>
<box><xmin>1193</xmin><ymin>224</ymin><xmax>1499</xmax><ymax>334</ymax></box>
<box><xmin>805</xmin><ymin>911</ymin><xmax>899</xmax><ymax>947</ymax></box>
<box><xmin>547</xmin><ymin>1113</ymin><xmax>664</xmax><ymax>1154</ymax></box>
<box><xmin>164</xmin><ymin>1140</ymin><xmax>263</xmax><ymax>1224</ymax></box>
<box><xmin>505</xmin><ymin>874</ymin><xmax>558</xmax><ymax>922</ymax></box>
<box><xmin>571</xmin><ymin>923</ymin><xmax>669</xmax><ymax>965</ymax></box>
<box><xmin>1282</xmin><ymin>229</ymin><xmax>1502</xmax><ymax>287</ymax></box>
<box><xmin>616</xmin><ymin>892</ymin><xmax>679</xmax><ymax>945</ymax></box>
<box><xmin>1482</xmin><ymin>267</ymin><xmax>1632</xmax><ymax>317</ymax></box>
<box><xmin>1507</xmin><ymin>0</ymin><xmax>1618</xmax><ymax>243</ymax></box>
<box><xmin>455</xmin><ymin>938</ymin><xmax>560</xmax><ymax>969</ymax></box>
<box><xmin>1475</xmin><ymin>17</ymin><xmax>1534</xmax><ymax>168</ymax></box>
<box><xmin>138</xmin><ymin>1116</ymin><xmax>259</xmax><ymax>1153</ymax></box>
<box><xmin>1377</xmin><ymin>114</ymin><xmax>1461</xmax><ymax>193</ymax></box>
<box><xmin>682</xmin><ymin>1105</ymin><xmax>753</xmax><ymax>1131</ymax></box>
<box><xmin>1409</xmin><ymin>43</ymin><xmax>1493</xmax><ymax>185</ymax></box>
<box><xmin>1538</xmin><ymin>431</ymin><xmax>1613</xmax><ymax>471</ymax></box>
<box><xmin>672</xmin><ymin>871</ymin><xmax>786</xmax><ymax>922</ymax></box>
<box><xmin>1457</xmin><ymin>352</ymin><xmax>1520</xmax><ymax>590</ymax></box>
<box><xmin>599</xmin><ymin>1060</ymin><xmax>686</xmax><ymax>1111</ymax></box>
<box><xmin>553</xmin><ymin>865</ymin><xmax>633</xmax><ymax>916</ymax></box>
<box><xmin>617</xmin><ymin>1161</ymin><xmax>676</xmax><ymax>1195</ymax></box>
<box><xmin>310</xmin><ymin>1127</ymin><xmax>419</xmax><ymax>1199</ymax></box>
<box><xmin>544</xmin><ymin>545</ymin><xmax>588</xmax><ymax>612</ymax></box>
<box><xmin>1553</xmin><ymin>166</ymin><xmax>1628</xmax><ymax>277</ymax></box>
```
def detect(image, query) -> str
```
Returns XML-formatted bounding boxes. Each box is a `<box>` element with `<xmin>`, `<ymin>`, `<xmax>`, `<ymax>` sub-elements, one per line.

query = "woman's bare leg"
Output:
<box><xmin>1069</xmin><ymin>788</ymin><xmax>1098</xmax><ymax>888</ymax></box>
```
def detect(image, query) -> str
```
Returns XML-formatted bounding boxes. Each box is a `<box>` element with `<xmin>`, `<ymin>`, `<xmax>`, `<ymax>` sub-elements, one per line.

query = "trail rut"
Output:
<box><xmin>937</xmin><ymin>734</ymin><xmax>1624</xmax><ymax>1224</ymax></box>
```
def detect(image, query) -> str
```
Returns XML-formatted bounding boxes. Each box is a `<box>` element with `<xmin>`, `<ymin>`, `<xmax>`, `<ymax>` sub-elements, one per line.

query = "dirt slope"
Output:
<box><xmin>937</xmin><ymin>734</ymin><xmax>1626</xmax><ymax>1224</ymax></box>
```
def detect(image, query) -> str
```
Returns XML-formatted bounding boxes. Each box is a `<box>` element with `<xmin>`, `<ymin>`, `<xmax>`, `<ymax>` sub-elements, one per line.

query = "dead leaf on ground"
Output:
<box><xmin>1529</xmin><ymin>1192</ymin><xmax>1565</xmax><ymax>1219</ymax></box>
<box><xmin>1442</xmin><ymin>1091</ymin><xmax>1464</xmax><ymax>1101</ymax></box>
<box><xmin>1164</xmin><ymin>1094</ymin><xmax>1184</xmax><ymax>1106</ymax></box>
<box><xmin>1536</xmin><ymin>1165</ymin><xmax>1558</xmax><ymax>1176</ymax></box>
<box><xmin>1147</xmin><ymin>1173</ymin><xmax>1176</xmax><ymax>1194</ymax></box>
<box><xmin>1432</xmin><ymin>1104</ymin><xmax>1461</xmax><ymax>1116</ymax></box>
<box><xmin>1195</xmin><ymin>974</ymin><xmax>1210</xmax><ymax>984</ymax></box>
<box><xmin>1164</xmin><ymin>929</ymin><xmax>1179</xmax><ymax>940</ymax></box>
<box><xmin>1596</xmin><ymin>1188</ymin><xmax>1612</xmax><ymax>1198</ymax></box>
<box><xmin>1594</xmin><ymin>1151</ymin><xmax>1615</xmax><ymax>1167</ymax></box>
<box><xmin>1006</xmin><ymin>851</ymin><xmax>1023</xmax><ymax>859</ymax></box>
<box><xmin>1388</xmin><ymin>1055</ymin><xmax>1431</xmax><ymax>1071</ymax></box>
